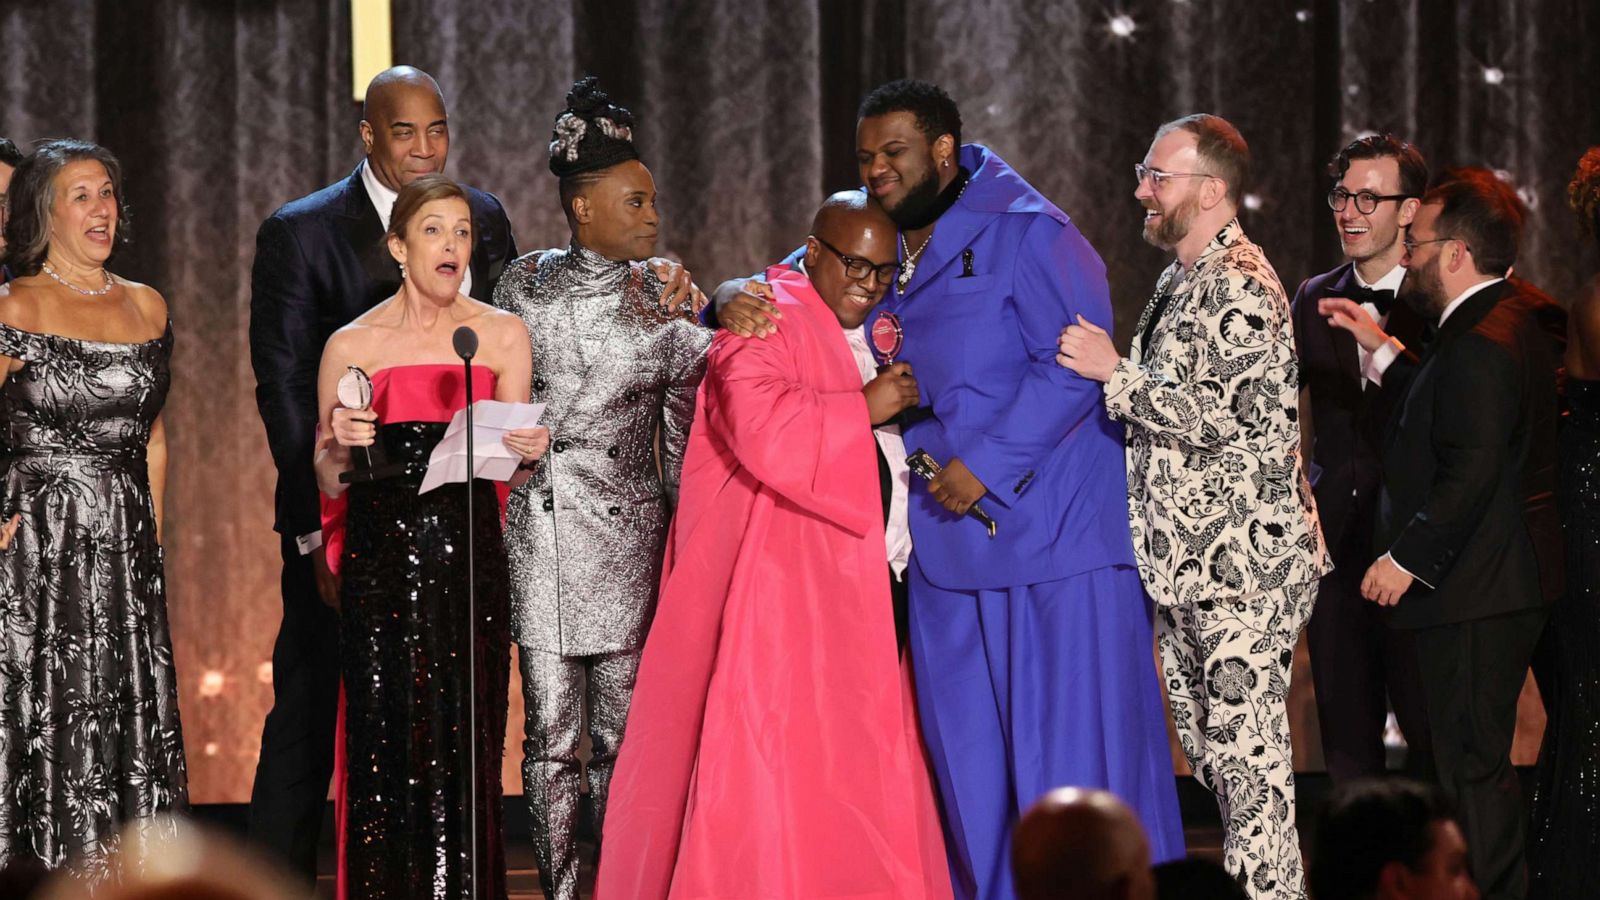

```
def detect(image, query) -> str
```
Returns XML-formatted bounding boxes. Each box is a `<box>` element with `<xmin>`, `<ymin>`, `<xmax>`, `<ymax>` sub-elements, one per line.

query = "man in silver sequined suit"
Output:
<box><xmin>493</xmin><ymin>77</ymin><xmax>711</xmax><ymax>900</ymax></box>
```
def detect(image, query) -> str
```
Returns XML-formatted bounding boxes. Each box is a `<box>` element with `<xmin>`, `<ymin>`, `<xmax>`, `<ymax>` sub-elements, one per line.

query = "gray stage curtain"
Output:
<box><xmin>2</xmin><ymin>0</ymin><xmax>1595</xmax><ymax>802</ymax></box>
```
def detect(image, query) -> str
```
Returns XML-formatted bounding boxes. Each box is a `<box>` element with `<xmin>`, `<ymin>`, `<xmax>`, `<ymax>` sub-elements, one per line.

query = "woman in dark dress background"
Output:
<box><xmin>0</xmin><ymin>140</ymin><xmax>186</xmax><ymax>882</ymax></box>
<box><xmin>1529</xmin><ymin>146</ymin><xmax>1600</xmax><ymax>898</ymax></box>
<box><xmin>315</xmin><ymin>174</ymin><xmax>547</xmax><ymax>899</ymax></box>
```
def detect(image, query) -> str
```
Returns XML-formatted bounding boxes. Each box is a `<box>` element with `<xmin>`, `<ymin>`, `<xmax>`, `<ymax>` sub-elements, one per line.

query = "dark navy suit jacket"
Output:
<box><xmin>1290</xmin><ymin>263</ymin><xmax>1425</xmax><ymax>553</ymax></box>
<box><xmin>248</xmin><ymin>165</ymin><xmax>516</xmax><ymax>538</ymax></box>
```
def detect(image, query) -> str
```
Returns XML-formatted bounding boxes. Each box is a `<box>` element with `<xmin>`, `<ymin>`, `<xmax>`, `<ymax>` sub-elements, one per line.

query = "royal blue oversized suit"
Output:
<box><xmin>871</xmin><ymin>146</ymin><xmax>1183</xmax><ymax>898</ymax></box>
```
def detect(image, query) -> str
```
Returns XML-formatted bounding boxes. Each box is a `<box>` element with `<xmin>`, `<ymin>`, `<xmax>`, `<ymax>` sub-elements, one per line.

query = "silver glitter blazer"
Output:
<box><xmin>494</xmin><ymin>243</ymin><xmax>711</xmax><ymax>655</ymax></box>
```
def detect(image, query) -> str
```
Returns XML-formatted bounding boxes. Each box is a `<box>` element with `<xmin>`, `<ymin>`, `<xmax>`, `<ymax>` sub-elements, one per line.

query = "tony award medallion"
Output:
<box><xmin>870</xmin><ymin>311</ymin><xmax>904</xmax><ymax>367</ymax></box>
<box><xmin>336</xmin><ymin>366</ymin><xmax>388</xmax><ymax>479</ymax></box>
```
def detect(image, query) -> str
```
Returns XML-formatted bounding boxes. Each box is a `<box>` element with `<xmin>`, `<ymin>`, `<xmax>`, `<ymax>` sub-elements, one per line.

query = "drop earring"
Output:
<box><xmin>399</xmin><ymin>262</ymin><xmax>407</xmax><ymax>280</ymax></box>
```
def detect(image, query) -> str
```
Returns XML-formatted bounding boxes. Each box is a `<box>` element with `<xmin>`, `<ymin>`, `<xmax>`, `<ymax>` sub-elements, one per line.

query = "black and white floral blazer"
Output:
<box><xmin>1106</xmin><ymin>219</ymin><xmax>1331</xmax><ymax>608</ymax></box>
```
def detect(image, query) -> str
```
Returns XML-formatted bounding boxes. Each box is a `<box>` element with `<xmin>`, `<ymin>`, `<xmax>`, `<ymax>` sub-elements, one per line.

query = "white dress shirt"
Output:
<box><xmin>1354</xmin><ymin>263</ymin><xmax>1406</xmax><ymax>389</ymax></box>
<box><xmin>844</xmin><ymin>327</ymin><xmax>913</xmax><ymax>579</ymax></box>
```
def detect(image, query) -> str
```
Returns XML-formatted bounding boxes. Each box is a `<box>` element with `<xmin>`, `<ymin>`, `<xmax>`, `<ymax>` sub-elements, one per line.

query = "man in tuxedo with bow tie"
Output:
<box><xmin>1290</xmin><ymin>135</ymin><xmax>1433</xmax><ymax>783</ymax></box>
<box><xmin>1320</xmin><ymin>169</ymin><xmax>1561</xmax><ymax>899</ymax></box>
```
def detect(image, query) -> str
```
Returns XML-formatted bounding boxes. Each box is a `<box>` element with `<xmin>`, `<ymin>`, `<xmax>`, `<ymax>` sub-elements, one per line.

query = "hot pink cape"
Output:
<box><xmin>596</xmin><ymin>269</ymin><xmax>951</xmax><ymax>899</ymax></box>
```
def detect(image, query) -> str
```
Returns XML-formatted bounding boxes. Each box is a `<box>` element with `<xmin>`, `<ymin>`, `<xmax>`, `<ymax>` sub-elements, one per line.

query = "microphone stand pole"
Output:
<box><xmin>456</xmin><ymin>331</ymin><xmax>480</xmax><ymax>900</ymax></box>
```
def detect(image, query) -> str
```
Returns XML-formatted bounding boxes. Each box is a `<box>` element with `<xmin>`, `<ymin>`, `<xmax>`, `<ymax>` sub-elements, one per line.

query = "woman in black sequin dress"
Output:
<box><xmin>0</xmin><ymin>141</ymin><xmax>186</xmax><ymax>882</ymax></box>
<box><xmin>315</xmin><ymin>175</ymin><xmax>547</xmax><ymax>899</ymax></box>
<box><xmin>1529</xmin><ymin>147</ymin><xmax>1600</xmax><ymax>898</ymax></box>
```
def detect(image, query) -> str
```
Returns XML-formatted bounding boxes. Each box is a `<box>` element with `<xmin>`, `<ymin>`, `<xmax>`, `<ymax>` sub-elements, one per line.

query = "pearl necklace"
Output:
<box><xmin>42</xmin><ymin>262</ymin><xmax>115</xmax><ymax>296</ymax></box>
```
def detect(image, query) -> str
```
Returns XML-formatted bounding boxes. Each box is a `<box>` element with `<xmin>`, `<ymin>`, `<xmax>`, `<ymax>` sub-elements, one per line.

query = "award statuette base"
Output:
<box><xmin>338</xmin><ymin>459</ymin><xmax>415</xmax><ymax>484</ymax></box>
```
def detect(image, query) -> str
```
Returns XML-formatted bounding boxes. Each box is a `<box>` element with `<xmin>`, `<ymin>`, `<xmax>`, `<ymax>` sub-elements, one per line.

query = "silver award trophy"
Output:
<box><xmin>336</xmin><ymin>366</ymin><xmax>390</xmax><ymax>483</ymax></box>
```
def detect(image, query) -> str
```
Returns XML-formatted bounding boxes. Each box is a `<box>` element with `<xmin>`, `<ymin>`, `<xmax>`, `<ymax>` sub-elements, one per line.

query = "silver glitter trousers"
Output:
<box><xmin>519</xmin><ymin>647</ymin><xmax>641</xmax><ymax>900</ymax></box>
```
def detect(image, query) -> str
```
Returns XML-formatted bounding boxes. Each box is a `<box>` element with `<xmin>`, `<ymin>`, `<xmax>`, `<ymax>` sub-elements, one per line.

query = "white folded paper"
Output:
<box><xmin>418</xmin><ymin>400</ymin><xmax>546</xmax><ymax>495</ymax></box>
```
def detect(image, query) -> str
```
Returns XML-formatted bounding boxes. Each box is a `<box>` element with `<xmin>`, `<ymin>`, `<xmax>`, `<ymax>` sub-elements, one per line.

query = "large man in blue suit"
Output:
<box><xmin>852</xmin><ymin>81</ymin><xmax>1183</xmax><ymax>900</ymax></box>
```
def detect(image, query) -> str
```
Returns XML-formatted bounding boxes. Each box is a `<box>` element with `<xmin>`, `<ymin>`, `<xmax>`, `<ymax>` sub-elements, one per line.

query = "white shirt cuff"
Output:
<box><xmin>1381</xmin><ymin>551</ymin><xmax>1434</xmax><ymax>589</ymax></box>
<box><xmin>295</xmin><ymin>530</ymin><xmax>324</xmax><ymax>556</ymax></box>
<box><xmin>1363</xmin><ymin>337</ymin><xmax>1405</xmax><ymax>386</ymax></box>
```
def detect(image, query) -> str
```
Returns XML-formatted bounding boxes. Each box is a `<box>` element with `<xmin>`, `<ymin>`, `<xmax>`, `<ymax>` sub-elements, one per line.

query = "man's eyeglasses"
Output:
<box><xmin>1402</xmin><ymin>235</ymin><xmax>1468</xmax><ymax>256</ymax></box>
<box><xmin>813</xmin><ymin>235</ymin><xmax>899</xmax><ymax>284</ymax></box>
<box><xmin>1328</xmin><ymin>186</ymin><xmax>1414</xmax><ymax>215</ymax></box>
<box><xmin>1134</xmin><ymin>164</ymin><xmax>1218</xmax><ymax>190</ymax></box>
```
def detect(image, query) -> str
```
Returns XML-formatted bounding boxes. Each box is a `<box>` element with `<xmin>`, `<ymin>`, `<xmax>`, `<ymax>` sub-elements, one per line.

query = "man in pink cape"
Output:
<box><xmin>597</xmin><ymin>194</ymin><xmax>951</xmax><ymax>899</ymax></box>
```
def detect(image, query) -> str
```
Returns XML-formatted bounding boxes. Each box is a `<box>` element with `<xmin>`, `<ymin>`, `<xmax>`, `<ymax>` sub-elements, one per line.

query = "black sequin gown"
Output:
<box><xmin>330</xmin><ymin>365</ymin><xmax>510</xmax><ymax>900</ymax></box>
<box><xmin>1530</xmin><ymin>377</ymin><xmax>1600</xmax><ymax>898</ymax></box>
<box><xmin>0</xmin><ymin>320</ymin><xmax>187</xmax><ymax>883</ymax></box>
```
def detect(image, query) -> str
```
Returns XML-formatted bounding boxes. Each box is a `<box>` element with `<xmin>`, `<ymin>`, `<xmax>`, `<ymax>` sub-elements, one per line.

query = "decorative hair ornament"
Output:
<box><xmin>595</xmin><ymin>116</ymin><xmax>633</xmax><ymax>143</ymax></box>
<box><xmin>550</xmin><ymin>113</ymin><xmax>588</xmax><ymax>163</ymax></box>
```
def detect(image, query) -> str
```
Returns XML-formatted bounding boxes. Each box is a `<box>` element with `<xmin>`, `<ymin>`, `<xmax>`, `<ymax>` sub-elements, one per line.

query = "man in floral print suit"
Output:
<box><xmin>1059</xmin><ymin>113</ymin><xmax>1330</xmax><ymax>900</ymax></box>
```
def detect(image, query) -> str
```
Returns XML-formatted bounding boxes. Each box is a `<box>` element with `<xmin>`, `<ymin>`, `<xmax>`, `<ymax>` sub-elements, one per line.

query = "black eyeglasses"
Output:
<box><xmin>1402</xmin><ymin>235</ymin><xmax>1468</xmax><ymax>255</ymax></box>
<box><xmin>813</xmin><ymin>236</ymin><xmax>899</xmax><ymax>284</ymax></box>
<box><xmin>1328</xmin><ymin>186</ymin><xmax>1414</xmax><ymax>215</ymax></box>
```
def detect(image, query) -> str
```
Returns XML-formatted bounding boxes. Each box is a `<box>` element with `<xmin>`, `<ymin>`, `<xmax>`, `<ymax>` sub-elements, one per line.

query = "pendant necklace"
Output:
<box><xmin>895</xmin><ymin>171</ymin><xmax>971</xmax><ymax>294</ymax></box>
<box><xmin>897</xmin><ymin>232</ymin><xmax>934</xmax><ymax>293</ymax></box>
<box><xmin>42</xmin><ymin>261</ymin><xmax>114</xmax><ymax>296</ymax></box>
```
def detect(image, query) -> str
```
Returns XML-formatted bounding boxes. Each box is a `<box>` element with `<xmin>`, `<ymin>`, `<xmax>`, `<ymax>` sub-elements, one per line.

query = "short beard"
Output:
<box><xmin>1397</xmin><ymin>257</ymin><xmax>1447</xmax><ymax>318</ymax></box>
<box><xmin>1141</xmin><ymin>193</ymin><xmax>1199</xmax><ymax>251</ymax></box>
<box><xmin>885</xmin><ymin>167</ymin><xmax>943</xmax><ymax>230</ymax></box>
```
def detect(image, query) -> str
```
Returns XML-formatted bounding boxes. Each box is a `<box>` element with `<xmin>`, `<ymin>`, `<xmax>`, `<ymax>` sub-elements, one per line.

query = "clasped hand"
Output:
<box><xmin>928</xmin><ymin>458</ymin><xmax>987</xmax><ymax>516</ymax></box>
<box><xmin>1056</xmin><ymin>314</ymin><xmax>1118</xmax><ymax>383</ymax></box>
<box><xmin>502</xmin><ymin>426</ymin><xmax>551</xmax><ymax>465</ymax></box>
<box><xmin>720</xmin><ymin>280</ymin><xmax>782</xmax><ymax>339</ymax></box>
<box><xmin>863</xmin><ymin>362</ymin><xmax>918</xmax><ymax>425</ymax></box>
<box><xmin>1360</xmin><ymin>555</ymin><xmax>1414</xmax><ymax>606</ymax></box>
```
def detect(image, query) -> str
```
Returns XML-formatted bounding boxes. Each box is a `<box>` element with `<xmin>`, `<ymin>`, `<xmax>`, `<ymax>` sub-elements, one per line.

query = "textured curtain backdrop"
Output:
<box><xmin>2</xmin><ymin>0</ymin><xmax>1596</xmax><ymax>802</ymax></box>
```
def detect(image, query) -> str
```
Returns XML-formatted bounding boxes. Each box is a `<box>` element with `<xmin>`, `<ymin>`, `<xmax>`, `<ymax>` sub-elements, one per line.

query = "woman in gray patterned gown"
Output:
<box><xmin>0</xmin><ymin>140</ymin><xmax>186</xmax><ymax>882</ymax></box>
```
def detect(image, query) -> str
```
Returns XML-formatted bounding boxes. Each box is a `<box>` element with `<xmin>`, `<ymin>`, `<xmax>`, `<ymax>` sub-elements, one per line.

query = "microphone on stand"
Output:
<box><xmin>451</xmin><ymin>324</ymin><xmax>480</xmax><ymax>899</ymax></box>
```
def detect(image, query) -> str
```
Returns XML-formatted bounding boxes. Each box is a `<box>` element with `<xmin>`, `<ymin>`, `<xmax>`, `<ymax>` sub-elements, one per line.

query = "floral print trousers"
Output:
<box><xmin>1157</xmin><ymin>580</ymin><xmax>1317</xmax><ymax>900</ymax></box>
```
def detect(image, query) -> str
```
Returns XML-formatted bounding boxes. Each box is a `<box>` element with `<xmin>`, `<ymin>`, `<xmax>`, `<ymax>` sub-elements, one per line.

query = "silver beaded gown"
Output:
<box><xmin>0</xmin><ymin>318</ymin><xmax>187</xmax><ymax>883</ymax></box>
<box><xmin>493</xmin><ymin>242</ymin><xmax>708</xmax><ymax>900</ymax></box>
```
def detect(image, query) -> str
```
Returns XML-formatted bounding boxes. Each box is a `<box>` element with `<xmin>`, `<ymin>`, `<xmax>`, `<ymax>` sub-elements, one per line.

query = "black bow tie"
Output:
<box><xmin>1345</xmin><ymin>284</ymin><xmax>1395</xmax><ymax>318</ymax></box>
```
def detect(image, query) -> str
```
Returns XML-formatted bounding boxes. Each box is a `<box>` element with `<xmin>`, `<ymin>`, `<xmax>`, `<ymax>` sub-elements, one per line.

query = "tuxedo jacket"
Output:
<box><xmin>1377</xmin><ymin>279</ymin><xmax>1562</xmax><ymax>629</ymax></box>
<box><xmin>1107</xmin><ymin>219</ymin><xmax>1331</xmax><ymax>607</ymax></box>
<box><xmin>249</xmin><ymin>165</ymin><xmax>517</xmax><ymax>538</ymax></box>
<box><xmin>1290</xmin><ymin>263</ymin><xmax>1426</xmax><ymax>552</ymax></box>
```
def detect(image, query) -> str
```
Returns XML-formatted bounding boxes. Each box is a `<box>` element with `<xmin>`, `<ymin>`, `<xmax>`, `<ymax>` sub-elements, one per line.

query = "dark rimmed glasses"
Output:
<box><xmin>1328</xmin><ymin>186</ymin><xmax>1415</xmax><ymax>215</ymax></box>
<box><xmin>813</xmin><ymin>236</ymin><xmax>900</xmax><ymax>284</ymax></box>
<box><xmin>1402</xmin><ymin>235</ymin><xmax>1468</xmax><ymax>256</ymax></box>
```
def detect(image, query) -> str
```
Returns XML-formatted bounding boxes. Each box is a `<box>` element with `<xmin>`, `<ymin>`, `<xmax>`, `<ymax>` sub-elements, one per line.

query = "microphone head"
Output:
<box><xmin>452</xmin><ymin>325</ymin><xmax>479</xmax><ymax>360</ymax></box>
